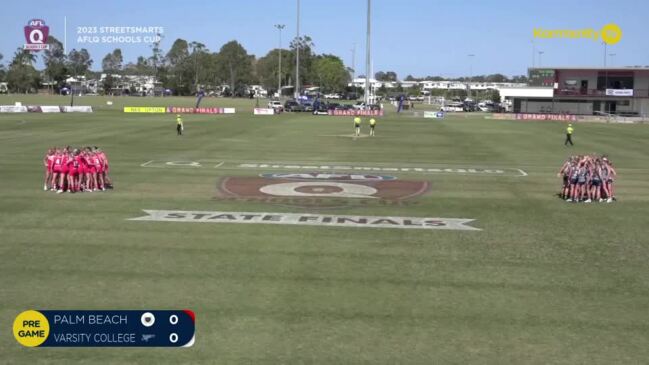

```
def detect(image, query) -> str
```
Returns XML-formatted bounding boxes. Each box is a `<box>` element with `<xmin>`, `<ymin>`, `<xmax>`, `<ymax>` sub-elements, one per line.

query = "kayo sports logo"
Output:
<box><xmin>533</xmin><ymin>23</ymin><xmax>622</xmax><ymax>45</ymax></box>
<box><xmin>24</xmin><ymin>19</ymin><xmax>50</xmax><ymax>51</ymax></box>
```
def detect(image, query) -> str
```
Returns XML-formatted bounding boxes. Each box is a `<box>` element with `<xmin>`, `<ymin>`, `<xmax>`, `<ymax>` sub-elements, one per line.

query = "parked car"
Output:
<box><xmin>268</xmin><ymin>100</ymin><xmax>284</xmax><ymax>112</ymax></box>
<box><xmin>284</xmin><ymin>100</ymin><xmax>305</xmax><ymax>112</ymax></box>
<box><xmin>302</xmin><ymin>102</ymin><xmax>314</xmax><ymax>112</ymax></box>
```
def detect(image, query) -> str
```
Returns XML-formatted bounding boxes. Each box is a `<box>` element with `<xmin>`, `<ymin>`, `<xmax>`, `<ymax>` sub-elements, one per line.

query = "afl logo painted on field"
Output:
<box><xmin>218</xmin><ymin>175</ymin><xmax>429</xmax><ymax>207</ymax></box>
<box><xmin>24</xmin><ymin>19</ymin><xmax>50</xmax><ymax>51</ymax></box>
<box><xmin>260</xmin><ymin>172</ymin><xmax>396</xmax><ymax>181</ymax></box>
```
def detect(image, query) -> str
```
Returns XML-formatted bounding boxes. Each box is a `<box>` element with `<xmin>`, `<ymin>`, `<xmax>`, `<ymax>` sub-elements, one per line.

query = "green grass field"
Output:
<box><xmin>1</xmin><ymin>95</ymin><xmax>649</xmax><ymax>364</ymax></box>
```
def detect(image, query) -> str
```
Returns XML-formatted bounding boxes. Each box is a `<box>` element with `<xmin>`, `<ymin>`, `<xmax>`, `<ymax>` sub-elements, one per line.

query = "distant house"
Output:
<box><xmin>99</xmin><ymin>74</ymin><xmax>163</xmax><ymax>96</ymax></box>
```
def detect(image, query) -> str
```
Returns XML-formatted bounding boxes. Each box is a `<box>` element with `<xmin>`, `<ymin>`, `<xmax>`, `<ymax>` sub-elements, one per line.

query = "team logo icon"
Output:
<box><xmin>24</xmin><ymin>19</ymin><xmax>50</xmax><ymax>51</ymax></box>
<box><xmin>218</xmin><ymin>173</ymin><xmax>429</xmax><ymax>207</ymax></box>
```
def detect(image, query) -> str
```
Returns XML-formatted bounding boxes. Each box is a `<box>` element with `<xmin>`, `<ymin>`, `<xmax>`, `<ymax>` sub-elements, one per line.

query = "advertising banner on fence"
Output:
<box><xmin>605</xmin><ymin>89</ymin><xmax>633</xmax><ymax>96</ymax></box>
<box><xmin>253</xmin><ymin>108</ymin><xmax>275</xmax><ymax>115</ymax></box>
<box><xmin>62</xmin><ymin>106</ymin><xmax>93</xmax><ymax>113</ymax></box>
<box><xmin>423</xmin><ymin>111</ymin><xmax>445</xmax><ymax>119</ymax></box>
<box><xmin>167</xmin><ymin>107</ymin><xmax>236</xmax><ymax>114</ymax></box>
<box><xmin>515</xmin><ymin>113</ymin><xmax>576</xmax><ymax>121</ymax></box>
<box><xmin>0</xmin><ymin>105</ymin><xmax>28</xmax><ymax>113</ymax></box>
<box><xmin>124</xmin><ymin>107</ymin><xmax>166</xmax><ymax>113</ymax></box>
<box><xmin>41</xmin><ymin>106</ymin><xmax>62</xmax><ymax>113</ymax></box>
<box><xmin>327</xmin><ymin>109</ymin><xmax>384</xmax><ymax>117</ymax></box>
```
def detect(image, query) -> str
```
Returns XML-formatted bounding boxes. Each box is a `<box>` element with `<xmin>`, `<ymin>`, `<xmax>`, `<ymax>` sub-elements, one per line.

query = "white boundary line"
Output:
<box><xmin>141</xmin><ymin>159</ymin><xmax>528</xmax><ymax>177</ymax></box>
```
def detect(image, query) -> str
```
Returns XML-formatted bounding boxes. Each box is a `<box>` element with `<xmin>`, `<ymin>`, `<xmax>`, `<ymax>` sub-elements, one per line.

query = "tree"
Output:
<box><xmin>101</xmin><ymin>48</ymin><xmax>123</xmax><ymax>73</ymax></box>
<box><xmin>189</xmin><ymin>41</ymin><xmax>208</xmax><ymax>91</ymax></box>
<box><xmin>67</xmin><ymin>48</ymin><xmax>92</xmax><ymax>76</ymax></box>
<box><xmin>0</xmin><ymin>53</ymin><xmax>5</xmax><ymax>81</ymax></box>
<box><xmin>485</xmin><ymin>73</ymin><xmax>507</xmax><ymax>82</ymax></box>
<box><xmin>7</xmin><ymin>48</ymin><xmax>40</xmax><ymax>93</ymax></box>
<box><xmin>289</xmin><ymin>35</ymin><xmax>315</xmax><ymax>86</ymax></box>
<box><xmin>164</xmin><ymin>38</ymin><xmax>191</xmax><ymax>95</ymax></box>
<box><xmin>102</xmin><ymin>74</ymin><xmax>115</xmax><ymax>95</ymax></box>
<box><xmin>255</xmin><ymin>48</ymin><xmax>292</xmax><ymax>93</ymax></box>
<box><xmin>42</xmin><ymin>36</ymin><xmax>67</xmax><ymax>90</ymax></box>
<box><xmin>374</xmin><ymin>71</ymin><xmax>397</xmax><ymax>82</ymax></box>
<box><xmin>216</xmin><ymin>40</ymin><xmax>253</xmax><ymax>95</ymax></box>
<box><xmin>312</xmin><ymin>54</ymin><xmax>349</xmax><ymax>93</ymax></box>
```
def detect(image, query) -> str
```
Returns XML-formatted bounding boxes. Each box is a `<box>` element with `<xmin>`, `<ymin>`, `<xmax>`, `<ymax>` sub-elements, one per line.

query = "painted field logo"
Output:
<box><xmin>218</xmin><ymin>173</ymin><xmax>428</xmax><ymax>208</ymax></box>
<box><xmin>533</xmin><ymin>23</ymin><xmax>622</xmax><ymax>45</ymax></box>
<box><xmin>24</xmin><ymin>19</ymin><xmax>50</xmax><ymax>51</ymax></box>
<box><xmin>260</xmin><ymin>173</ymin><xmax>396</xmax><ymax>181</ymax></box>
<box><xmin>130</xmin><ymin>210</ymin><xmax>481</xmax><ymax>231</ymax></box>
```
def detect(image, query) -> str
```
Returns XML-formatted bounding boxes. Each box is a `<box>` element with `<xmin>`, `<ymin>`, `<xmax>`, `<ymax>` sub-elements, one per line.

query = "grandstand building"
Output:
<box><xmin>500</xmin><ymin>67</ymin><xmax>649</xmax><ymax>116</ymax></box>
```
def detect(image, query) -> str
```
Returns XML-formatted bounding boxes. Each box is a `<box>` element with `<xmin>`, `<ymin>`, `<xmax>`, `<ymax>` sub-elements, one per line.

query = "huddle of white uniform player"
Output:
<box><xmin>558</xmin><ymin>154</ymin><xmax>617</xmax><ymax>203</ymax></box>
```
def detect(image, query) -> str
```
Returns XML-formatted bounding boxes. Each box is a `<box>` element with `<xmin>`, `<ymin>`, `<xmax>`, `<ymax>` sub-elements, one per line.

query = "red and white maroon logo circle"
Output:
<box><xmin>218</xmin><ymin>173</ymin><xmax>428</xmax><ymax>207</ymax></box>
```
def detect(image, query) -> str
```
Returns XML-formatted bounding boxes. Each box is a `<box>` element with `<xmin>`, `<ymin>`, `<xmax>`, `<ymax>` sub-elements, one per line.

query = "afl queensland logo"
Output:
<box><xmin>24</xmin><ymin>19</ymin><xmax>50</xmax><ymax>51</ymax></box>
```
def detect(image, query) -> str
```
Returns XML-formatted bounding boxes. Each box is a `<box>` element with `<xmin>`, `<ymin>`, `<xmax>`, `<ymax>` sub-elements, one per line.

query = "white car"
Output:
<box><xmin>268</xmin><ymin>100</ymin><xmax>284</xmax><ymax>112</ymax></box>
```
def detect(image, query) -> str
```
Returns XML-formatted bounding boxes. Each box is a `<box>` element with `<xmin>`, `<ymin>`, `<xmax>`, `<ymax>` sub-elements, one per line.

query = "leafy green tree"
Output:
<box><xmin>312</xmin><ymin>54</ymin><xmax>349</xmax><ymax>93</ymax></box>
<box><xmin>102</xmin><ymin>74</ymin><xmax>115</xmax><ymax>95</ymax></box>
<box><xmin>67</xmin><ymin>48</ymin><xmax>93</xmax><ymax>76</ymax></box>
<box><xmin>0</xmin><ymin>53</ymin><xmax>5</xmax><ymax>81</ymax></box>
<box><xmin>289</xmin><ymin>35</ymin><xmax>315</xmax><ymax>86</ymax></box>
<box><xmin>375</xmin><ymin>71</ymin><xmax>397</xmax><ymax>82</ymax></box>
<box><xmin>164</xmin><ymin>38</ymin><xmax>191</xmax><ymax>94</ymax></box>
<box><xmin>7</xmin><ymin>48</ymin><xmax>40</xmax><ymax>93</ymax></box>
<box><xmin>216</xmin><ymin>40</ymin><xmax>253</xmax><ymax>95</ymax></box>
<box><xmin>42</xmin><ymin>36</ymin><xmax>67</xmax><ymax>90</ymax></box>
<box><xmin>101</xmin><ymin>48</ymin><xmax>123</xmax><ymax>73</ymax></box>
<box><xmin>255</xmin><ymin>48</ymin><xmax>293</xmax><ymax>93</ymax></box>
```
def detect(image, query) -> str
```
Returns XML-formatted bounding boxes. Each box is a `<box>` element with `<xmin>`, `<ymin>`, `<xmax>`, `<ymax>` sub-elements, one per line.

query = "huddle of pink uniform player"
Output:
<box><xmin>43</xmin><ymin>146</ymin><xmax>113</xmax><ymax>194</ymax></box>
<box><xmin>557</xmin><ymin>154</ymin><xmax>617</xmax><ymax>203</ymax></box>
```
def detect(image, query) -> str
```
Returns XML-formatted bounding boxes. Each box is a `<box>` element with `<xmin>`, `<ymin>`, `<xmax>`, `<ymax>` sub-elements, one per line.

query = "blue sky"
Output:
<box><xmin>1</xmin><ymin>0</ymin><xmax>648</xmax><ymax>78</ymax></box>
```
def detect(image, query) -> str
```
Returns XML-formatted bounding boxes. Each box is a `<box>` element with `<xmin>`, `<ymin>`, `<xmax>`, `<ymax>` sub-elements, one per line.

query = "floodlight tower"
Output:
<box><xmin>364</xmin><ymin>0</ymin><xmax>371</xmax><ymax>106</ymax></box>
<box><xmin>295</xmin><ymin>0</ymin><xmax>301</xmax><ymax>99</ymax></box>
<box><xmin>274</xmin><ymin>24</ymin><xmax>285</xmax><ymax>97</ymax></box>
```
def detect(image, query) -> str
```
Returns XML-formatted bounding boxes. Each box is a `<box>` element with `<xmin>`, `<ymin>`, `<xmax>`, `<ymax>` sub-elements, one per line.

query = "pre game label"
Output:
<box><xmin>14</xmin><ymin>310</ymin><xmax>195</xmax><ymax>347</ymax></box>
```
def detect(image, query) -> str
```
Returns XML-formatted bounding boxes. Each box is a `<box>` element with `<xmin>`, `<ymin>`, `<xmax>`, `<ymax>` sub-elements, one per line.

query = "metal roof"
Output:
<box><xmin>529</xmin><ymin>66</ymin><xmax>649</xmax><ymax>71</ymax></box>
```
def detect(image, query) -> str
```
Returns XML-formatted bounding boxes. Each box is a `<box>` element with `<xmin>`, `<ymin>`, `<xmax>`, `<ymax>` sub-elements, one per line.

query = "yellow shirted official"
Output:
<box><xmin>565</xmin><ymin>123</ymin><xmax>574</xmax><ymax>146</ymax></box>
<box><xmin>369</xmin><ymin>118</ymin><xmax>376</xmax><ymax>136</ymax></box>
<box><xmin>354</xmin><ymin>117</ymin><xmax>361</xmax><ymax>136</ymax></box>
<box><xmin>176</xmin><ymin>114</ymin><xmax>183</xmax><ymax>136</ymax></box>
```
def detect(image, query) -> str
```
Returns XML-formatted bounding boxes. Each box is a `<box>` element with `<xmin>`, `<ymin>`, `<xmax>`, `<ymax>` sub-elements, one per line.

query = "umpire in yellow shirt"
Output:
<box><xmin>354</xmin><ymin>116</ymin><xmax>361</xmax><ymax>136</ymax></box>
<box><xmin>369</xmin><ymin>118</ymin><xmax>376</xmax><ymax>136</ymax></box>
<box><xmin>176</xmin><ymin>114</ymin><xmax>183</xmax><ymax>136</ymax></box>
<box><xmin>565</xmin><ymin>123</ymin><xmax>574</xmax><ymax>146</ymax></box>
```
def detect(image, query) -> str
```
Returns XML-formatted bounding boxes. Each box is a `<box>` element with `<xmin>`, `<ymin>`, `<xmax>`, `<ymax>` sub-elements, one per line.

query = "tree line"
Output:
<box><xmin>0</xmin><ymin>34</ymin><xmax>351</xmax><ymax>96</ymax></box>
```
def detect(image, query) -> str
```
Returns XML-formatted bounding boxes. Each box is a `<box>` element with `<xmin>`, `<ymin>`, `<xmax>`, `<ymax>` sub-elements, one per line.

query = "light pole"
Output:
<box><xmin>467</xmin><ymin>54</ymin><xmax>475</xmax><ymax>99</ymax></box>
<box><xmin>351</xmin><ymin>43</ymin><xmax>356</xmax><ymax>81</ymax></box>
<box><xmin>608</xmin><ymin>53</ymin><xmax>616</xmax><ymax>67</ymax></box>
<box><xmin>531</xmin><ymin>40</ymin><xmax>536</xmax><ymax>68</ymax></box>
<box><xmin>538</xmin><ymin>51</ymin><xmax>544</xmax><ymax>67</ymax></box>
<box><xmin>295</xmin><ymin>0</ymin><xmax>300</xmax><ymax>99</ymax></box>
<box><xmin>274</xmin><ymin>24</ymin><xmax>285</xmax><ymax>98</ymax></box>
<box><xmin>364</xmin><ymin>0</ymin><xmax>371</xmax><ymax>106</ymax></box>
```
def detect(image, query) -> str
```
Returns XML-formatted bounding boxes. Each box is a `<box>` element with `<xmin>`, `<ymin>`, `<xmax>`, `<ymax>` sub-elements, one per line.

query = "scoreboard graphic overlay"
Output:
<box><xmin>13</xmin><ymin>310</ymin><xmax>195</xmax><ymax>347</ymax></box>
